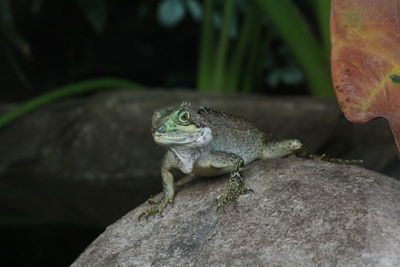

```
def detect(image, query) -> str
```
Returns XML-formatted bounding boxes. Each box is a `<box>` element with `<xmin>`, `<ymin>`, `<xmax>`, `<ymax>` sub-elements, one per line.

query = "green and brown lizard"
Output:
<box><xmin>140</xmin><ymin>102</ymin><xmax>361</xmax><ymax>219</ymax></box>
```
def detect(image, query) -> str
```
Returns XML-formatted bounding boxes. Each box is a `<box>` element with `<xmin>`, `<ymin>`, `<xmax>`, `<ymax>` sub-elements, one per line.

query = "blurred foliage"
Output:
<box><xmin>0</xmin><ymin>0</ymin><xmax>333</xmax><ymax>105</ymax></box>
<box><xmin>257</xmin><ymin>0</ymin><xmax>332</xmax><ymax>96</ymax></box>
<box><xmin>0</xmin><ymin>78</ymin><xmax>141</xmax><ymax>128</ymax></box>
<box><xmin>156</xmin><ymin>0</ymin><xmax>332</xmax><ymax>96</ymax></box>
<box><xmin>157</xmin><ymin>0</ymin><xmax>187</xmax><ymax>27</ymax></box>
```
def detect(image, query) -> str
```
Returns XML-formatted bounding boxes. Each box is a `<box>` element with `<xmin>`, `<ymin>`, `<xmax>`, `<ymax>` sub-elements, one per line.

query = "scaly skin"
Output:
<box><xmin>139</xmin><ymin>102</ymin><xmax>362</xmax><ymax>219</ymax></box>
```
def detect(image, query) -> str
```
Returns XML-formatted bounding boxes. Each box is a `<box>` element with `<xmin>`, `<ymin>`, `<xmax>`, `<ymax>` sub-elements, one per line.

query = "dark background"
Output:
<box><xmin>0</xmin><ymin>0</ymin><xmax>312</xmax><ymax>103</ymax></box>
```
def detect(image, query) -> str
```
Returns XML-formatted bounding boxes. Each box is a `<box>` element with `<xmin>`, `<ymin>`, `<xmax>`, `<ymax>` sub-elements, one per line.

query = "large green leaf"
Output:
<box><xmin>256</xmin><ymin>0</ymin><xmax>333</xmax><ymax>96</ymax></box>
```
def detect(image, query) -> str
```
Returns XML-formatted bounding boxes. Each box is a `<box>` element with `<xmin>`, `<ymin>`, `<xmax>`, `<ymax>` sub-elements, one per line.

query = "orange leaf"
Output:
<box><xmin>331</xmin><ymin>0</ymin><xmax>400</xmax><ymax>151</ymax></box>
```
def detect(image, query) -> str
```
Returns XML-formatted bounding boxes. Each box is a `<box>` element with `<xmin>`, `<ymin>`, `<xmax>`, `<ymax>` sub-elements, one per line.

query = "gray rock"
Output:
<box><xmin>72</xmin><ymin>158</ymin><xmax>400</xmax><ymax>266</ymax></box>
<box><xmin>0</xmin><ymin>90</ymin><xmax>397</xmax><ymax>226</ymax></box>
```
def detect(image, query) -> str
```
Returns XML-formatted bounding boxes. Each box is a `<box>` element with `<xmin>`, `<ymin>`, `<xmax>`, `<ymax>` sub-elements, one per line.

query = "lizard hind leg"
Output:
<box><xmin>195</xmin><ymin>151</ymin><xmax>253</xmax><ymax>211</ymax></box>
<box><xmin>216</xmin><ymin>166</ymin><xmax>254</xmax><ymax>212</ymax></box>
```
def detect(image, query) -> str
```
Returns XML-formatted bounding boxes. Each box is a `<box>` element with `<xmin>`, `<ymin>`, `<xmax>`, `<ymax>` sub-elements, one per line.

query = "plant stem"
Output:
<box><xmin>197</xmin><ymin>0</ymin><xmax>214</xmax><ymax>91</ymax></box>
<box><xmin>226</xmin><ymin>3</ymin><xmax>254</xmax><ymax>92</ymax></box>
<box><xmin>212</xmin><ymin>0</ymin><xmax>235</xmax><ymax>92</ymax></box>
<box><xmin>242</xmin><ymin>9</ymin><xmax>263</xmax><ymax>93</ymax></box>
<box><xmin>0</xmin><ymin>78</ymin><xmax>141</xmax><ymax>129</ymax></box>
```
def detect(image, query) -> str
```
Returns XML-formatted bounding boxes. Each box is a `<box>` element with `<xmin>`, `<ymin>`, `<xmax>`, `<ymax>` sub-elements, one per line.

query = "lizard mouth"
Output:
<box><xmin>153</xmin><ymin>127</ymin><xmax>212</xmax><ymax>147</ymax></box>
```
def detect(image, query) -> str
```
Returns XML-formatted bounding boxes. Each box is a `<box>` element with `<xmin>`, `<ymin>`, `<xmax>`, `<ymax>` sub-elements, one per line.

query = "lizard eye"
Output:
<box><xmin>178</xmin><ymin>110</ymin><xmax>190</xmax><ymax>123</ymax></box>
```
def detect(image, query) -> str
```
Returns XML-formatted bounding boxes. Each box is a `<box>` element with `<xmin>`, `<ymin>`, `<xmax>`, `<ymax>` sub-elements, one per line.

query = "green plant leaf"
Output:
<box><xmin>228</xmin><ymin>1</ymin><xmax>262</xmax><ymax>92</ymax></box>
<box><xmin>76</xmin><ymin>0</ymin><xmax>107</xmax><ymax>34</ymax></box>
<box><xmin>197</xmin><ymin>0</ymin><xmax>214</xmax><ymax>91</ymax></box>
<box><xmin>242</xmin><ymin>7</ymin><xmax>263</xmax><ymax>93</ymax></box>
<box><xmin>256</xmin><ymin>0</ymin><xmax>333</xmax><ymax>96</ymax></box>
<box><xmin>0</xmin><ymin>78</ymin><xmax>142</xmax><ymax>129</ymax></box>
<box><xmin>315</xmin><ymin>0</ymin><xmax>331</xmax><ymax>60</ymax></box>
<box><xmin>212</xmin><ymin>0</ymin><xmax>235</xmax><ymax>91</ymax></box>
<box><xmin>157</xmin><ymin>0</ymin><xmax>186</xmax><ymax>27</ymax></box>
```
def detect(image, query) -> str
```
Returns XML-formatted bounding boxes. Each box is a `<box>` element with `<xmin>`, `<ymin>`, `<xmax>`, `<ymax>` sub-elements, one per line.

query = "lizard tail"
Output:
<box><xmin>295</xmin><ymin>146</ymin><xmax>363</xmax><ymax>165</ymax></box>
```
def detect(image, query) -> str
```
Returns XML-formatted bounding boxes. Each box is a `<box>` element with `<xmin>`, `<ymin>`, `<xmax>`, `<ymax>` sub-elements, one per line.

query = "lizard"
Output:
<box><xmin>139</xmin><ymin>102</ymin><xmax>361</xmax><ymax>219</ymax></box>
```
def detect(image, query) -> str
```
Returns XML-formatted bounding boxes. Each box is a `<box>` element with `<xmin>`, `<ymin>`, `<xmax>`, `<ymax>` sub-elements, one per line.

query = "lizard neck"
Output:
<box><xmin>169</xmin><ymin>127</ymin><xmax>212</xmax><ymax>174</ymax></box>
<box><xmin>169</xmin><ymin>146</ymin><xmax>203</xmax><ymax>174</ymax></box>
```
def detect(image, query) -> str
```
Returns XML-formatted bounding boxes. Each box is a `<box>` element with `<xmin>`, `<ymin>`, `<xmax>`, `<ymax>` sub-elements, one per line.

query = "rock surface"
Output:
<box><xmin>0</xmin><ymin>90</ymin><xmax>398</xmax><ymax>226</ymax></box>
<box><xmin>72</xmin><ymin>158</ymin><xmax>400</xmax><ymax>266</ymax></box>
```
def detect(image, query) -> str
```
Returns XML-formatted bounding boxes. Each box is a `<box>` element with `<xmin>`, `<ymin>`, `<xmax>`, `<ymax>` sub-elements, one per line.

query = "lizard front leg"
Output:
<box><xmin>139</xmin><ymin>152</ymin><xmax>177</xmax><ymax>219</ymax></box>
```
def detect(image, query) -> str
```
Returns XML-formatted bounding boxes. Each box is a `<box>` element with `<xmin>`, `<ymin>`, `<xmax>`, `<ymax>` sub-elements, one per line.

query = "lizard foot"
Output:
<box><xmin>216</xmin><ymin>171</ymin><xmax>253</xmax><ymax>212</ymax></box>
<box><xmin>139</xmin><ymin>197</ymin><xmax>171</xmax><ymax>220</ymax></box>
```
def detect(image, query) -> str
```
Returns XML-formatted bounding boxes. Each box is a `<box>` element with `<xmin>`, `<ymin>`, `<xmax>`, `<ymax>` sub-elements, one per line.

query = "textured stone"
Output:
<box><xmin>72</xmin><ymin>158</ymin><xmax>400</xmax><ymax>266</ymax></box>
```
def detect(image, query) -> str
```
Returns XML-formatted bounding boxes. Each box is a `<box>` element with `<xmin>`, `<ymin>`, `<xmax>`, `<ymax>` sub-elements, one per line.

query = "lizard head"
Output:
<box><xmin>151</xmin><ymin>102</ymin><xmax>212</xmax><ymax>147</ymax></box>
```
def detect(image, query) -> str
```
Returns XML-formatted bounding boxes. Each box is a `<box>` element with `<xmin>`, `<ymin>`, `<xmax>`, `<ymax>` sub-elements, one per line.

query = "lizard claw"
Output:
<box><xmin>138</xmin><ymin>196</ymin><xmax>172</xmax><ymax>220</ymax></box>
<box><xmin>216</xmin><ymin>192</ymin><xmax>237</xmax><ymax>212</ymax></box>
<box><xmin>243</xmin><ymin>187</ymin><xmax>254</xmax><ymax>194</ymax></box>
<box><xmin>148</xmin><ymin>196</ymin><xmax>161</xmax><ymax>205</ymax></box>
<box><xmin>138</xmin><ymin>210</ymin><xmax>150</xmax><ymax>221</ymax></box>
<box><xmin>216</xmin><ymin>193</ymin><xmax>227</xmax><ymax>213</ymax></box>
<box><xmin>216</xmin><ymin>203</ymin><xmax>226</xmax><ymax>213</ymax></box>
<box><xmin>138</xmin><ymin>207</ymin><xmax>161</xmax><ymax>221</ymax></box>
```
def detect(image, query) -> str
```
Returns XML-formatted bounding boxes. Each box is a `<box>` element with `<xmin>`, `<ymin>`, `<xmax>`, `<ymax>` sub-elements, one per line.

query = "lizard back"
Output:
<box><xmin>197</xmin><ymin>107</ymin><xmax>268</xmax><ymax>164</ymax></box>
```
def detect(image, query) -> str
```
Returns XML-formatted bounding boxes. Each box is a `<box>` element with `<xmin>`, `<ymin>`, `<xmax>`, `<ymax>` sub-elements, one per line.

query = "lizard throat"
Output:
<box><xmin>169</xmin><ymin>127</ymin><xmax>212</xmax><ymax>174</ymax></box>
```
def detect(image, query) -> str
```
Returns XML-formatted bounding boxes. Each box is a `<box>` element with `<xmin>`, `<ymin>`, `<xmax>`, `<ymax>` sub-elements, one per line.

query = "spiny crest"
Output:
<box><xmin>181</xmin><ymin>101</ymin><xmax>192</xmax><ymax>108</ymax></box>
